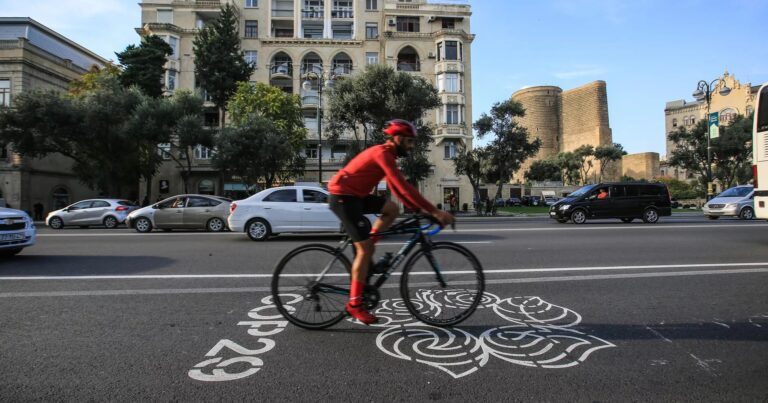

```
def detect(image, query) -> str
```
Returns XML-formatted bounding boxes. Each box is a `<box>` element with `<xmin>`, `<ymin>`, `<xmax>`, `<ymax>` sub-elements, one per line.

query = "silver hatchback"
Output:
<box><xmin>46</xmin><ymin>199</ymin><xmax>139</xmax><ymax>229</ymax></box>
<box><xmin>126</xmin><ymin>194</ymin><xmax>231</xmax><ymax>233</ymax></box>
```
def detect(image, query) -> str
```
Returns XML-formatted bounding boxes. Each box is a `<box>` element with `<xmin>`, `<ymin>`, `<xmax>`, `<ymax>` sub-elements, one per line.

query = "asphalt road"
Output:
<box><xmin>1</xmin><ymin>214</ymin><xmax>767</xmax><ymax>402</ymax></box>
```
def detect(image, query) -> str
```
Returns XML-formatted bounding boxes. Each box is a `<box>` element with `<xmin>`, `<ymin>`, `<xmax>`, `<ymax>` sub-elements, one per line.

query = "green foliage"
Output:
<box><xmin>227</xmin><ymin>82</ymin><xmax>306</xmax><ymax>149</ymax></box>
<box><xmin>324</xmin><ymin>64</ymin><xmax>441</xmax><ymax>183</ymax></box>
<box><xmin>555</xmin><ymin>151</ymin><xmax>582</xmax><ymax>185</ymax></box>
<box><xmin>0</xmin><ymin>72</ymin><xmax>148</xmax><ymax>197</ymax></box>
<box><xmin>656</xmin><ymin>177</ymin><xmax>699</xmax><ymax>199</ymax></box>
<box><xmin>453</xmin><ymin>145</ymin><xmax>491</xmax><ymax>205</ymax></box>
<box><xmin>193</xmin><ymin>3</ymin><xmax>254</xmax><ymax>126</ymax></box>
<box><xmin>474</xmin><ymin>99</ymin><xmax>541</xmax><ymax>200</ymax></box>
<box><xmin>526</xmin><ymin>159</ymin><xmax>562</xmax><ymax>182</ymax></box>
<box><xmin>573</xmin><ymin>144</ymin><xmax>595</xmax><ymax>184</ymax></box>
<box><xmin>115</xmin><ymin>34</ymin><xmax>173</xmax><ymax>98</ymax></box>
<box><xmin>68</xmin><ymin>64</ymin><xmax>122</xmax><ymax>96</ymax></box>
<box><xmin>668</xmin><ymin>119</ymin><xmax>712</xmax><ymax>186</ymax></box>
<box><xmin>214</xmin><ymin>116</ymin><xmax>305</xmax><ymax>190</ymax></box>
<box><xmin>593</xmin><ymin>143</ymin><xmax>626</xmax><ymax>182</ymax></box>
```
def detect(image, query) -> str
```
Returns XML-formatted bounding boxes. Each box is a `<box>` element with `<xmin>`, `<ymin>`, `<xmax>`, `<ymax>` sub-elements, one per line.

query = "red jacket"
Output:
<box><xmin>328</xmin><ymin>143</ymin><xmax>437</xmax><ymax>214</ymax></box>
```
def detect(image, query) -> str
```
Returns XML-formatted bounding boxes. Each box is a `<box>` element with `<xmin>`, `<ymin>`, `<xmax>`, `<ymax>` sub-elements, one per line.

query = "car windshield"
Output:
<box><xmin>568</xmin><ymin>185</ymin><xmax>597</xmax><ymax>198</ymax></box>
<box><xmin>717</xmin><ymin>187</ymin><xmax>752</xmax><ymax>198</ymax></box>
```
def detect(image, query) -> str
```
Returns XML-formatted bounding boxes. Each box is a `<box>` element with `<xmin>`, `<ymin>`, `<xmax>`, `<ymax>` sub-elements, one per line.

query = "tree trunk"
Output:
<box><xmin>218</xmin><ymin>106</ymin><xmax>225</xmax><ymax>129</ymax></box>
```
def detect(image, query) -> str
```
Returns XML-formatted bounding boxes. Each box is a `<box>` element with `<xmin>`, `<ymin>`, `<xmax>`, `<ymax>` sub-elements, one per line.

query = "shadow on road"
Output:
<box><xmin>0</xmin><ymin>255</ymin><xmax>175</xmax><ymax>276</ymax></box>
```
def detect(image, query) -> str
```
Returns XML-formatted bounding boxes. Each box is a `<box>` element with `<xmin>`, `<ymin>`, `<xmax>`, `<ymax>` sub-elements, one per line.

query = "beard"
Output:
<box><xmin>394</xmin><ymin>142</ymin><xmax>411</xmax><ymax>158</ymax></box>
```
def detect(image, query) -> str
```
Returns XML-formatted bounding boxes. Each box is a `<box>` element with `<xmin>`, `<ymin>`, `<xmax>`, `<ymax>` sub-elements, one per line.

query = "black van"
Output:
<box><xmin>549</xmin><ymin>183</ymin><xmax>672</xmax><ymax>224</ymax></box>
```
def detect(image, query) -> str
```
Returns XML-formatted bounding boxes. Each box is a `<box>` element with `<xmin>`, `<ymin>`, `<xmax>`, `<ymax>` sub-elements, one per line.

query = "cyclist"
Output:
<box><xmin>328</xmin><ymin>119</ymin><xmax>455</xmax><ymax>325</ymax></box>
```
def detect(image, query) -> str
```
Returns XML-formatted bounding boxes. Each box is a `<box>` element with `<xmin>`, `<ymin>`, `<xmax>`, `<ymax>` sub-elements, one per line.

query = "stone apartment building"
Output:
<box><xmin>0</xmin><ymin>17</ymin><xmax>108</xmax><ymax>215</ymax></box>
<box><xmin>661</xmin><ymin>71</ymin><xmax>759</xmax><ymax>189</ymax></box>
<box><xmin>139</xmin><ymin>0</ymin><xmax>474</xmax><ymax>208</ymax></box>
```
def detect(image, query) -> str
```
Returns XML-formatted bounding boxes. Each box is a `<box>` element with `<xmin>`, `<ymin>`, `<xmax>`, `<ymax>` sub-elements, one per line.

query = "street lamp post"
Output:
<box><xmin>692</xmin><ymin>78</ymin><xmax>731</xmax><ymax>200</ymax></box>
<box><xmin>302</xmin><ymin>71</ymin><xmax>334</xmax><ymax>185</ymax></box>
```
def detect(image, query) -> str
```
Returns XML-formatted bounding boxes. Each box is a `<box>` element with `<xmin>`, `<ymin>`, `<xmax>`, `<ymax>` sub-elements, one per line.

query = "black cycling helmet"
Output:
<box><xmin>383</xmin><ymin>119</ymin><xmax>417</xmax><ymax>138</ymax></box>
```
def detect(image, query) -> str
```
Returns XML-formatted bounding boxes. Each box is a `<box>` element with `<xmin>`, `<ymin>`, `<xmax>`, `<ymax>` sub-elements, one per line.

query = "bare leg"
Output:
<box><xmin>351</xmin><ymin>239</ymin><xmax>374</xmax><ymax>285</ymax></box>
<box><xmin>372</xmin><ymin>200</ymin><xmax>399</xmax><ymax>233</ymax></box>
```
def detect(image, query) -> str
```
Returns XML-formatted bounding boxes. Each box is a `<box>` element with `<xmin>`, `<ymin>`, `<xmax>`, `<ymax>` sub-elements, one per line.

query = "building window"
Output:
<box><xmin>156</xmin><ymin>9</ymin><xmax>173</xmax><ymax>24</ymax></box>
<box><xmin>366</xmin><ymin>52</ymin><xmax>379</xmax><ymax>65</ymax></box>
<box><xmin>444</xmin><ymin>41</ymin><xmax>459</xmax><ymax>60</ymax></box>
<box><xmin>444</xmin><ymin>140</ymin><xmax>457</xmax><ymax>159</ymax></box>
<box><xmin>366</xmin><ymin>0</ymin><xmax>377</xmax><ymax>10</ymax></box>
<box><xmin>166</xmin><ymin>70</ymin><xmax>177</xmax><ymax>91</ymax></box>
<box><xmin>690</xmin><ymin>117</ymin><xmax>695</xmax><ymax>124</ymax></box>
<box><xmin>303</xmin><ymin>23</ymin><xmax>323</xmax><ymax>38</ymax></box>
<box><xmin>332</xmin><ymin>23</ymin><xmax>352</xmax><ymax>39</ymax></box>
<box><xmin>0</xmin><ymin>79</ymin><xmax>10</xmax><ymax>107</ymax></box>
<box><xmin>438</xmin><ymin>73</ymin><xmax>459</xmax><ymax>92</ymax></box>
<box><xmin>446</xmin><ymin>104</ymin><xmax>460</xmax><ymax>124</ymax></box>
<box><xmin>245</xmin><ymin>20</ymin><xmax>258</xmax><ymax>38</ymax></box>
<box><xmin>672</xmin><ymin>118</ymin><xmax>677</xmax><ymax>127</ymax></box>
<box><xmin>365</xmin><ymin>22</ymin><xmax>378</xmax><ymax>39</ymax></box>
<box><xmin>195</xmin><ymin>145</ymin><xmax>213</xmax><ymax>160</ymax></box>
<box><xmin>158</xmin><ymin>143</ymin><xmax>171</xmax><ymax>160</ymax></box>
<box><xmin>683</xmin><ymin>117</ymin><xmax>689</xmax><ymax>126</ymax></box>
<box><xmin>442</xmin><ymin>18</ymin><xmax>455</xmax><ymax>29</ymax></box>
<box><xmin>396</xmin><ymin>16</ymin><xmax>419</xmax><ymax>32</ymax></box>
<box><xmin>306</xmin><ymin>146</ymin><xmax>318</xmax><ymax>159</ymax></box>
<box><xmin>244</xmin><ymin>51</ymin><xmax>258</xmax><ymax>67</ymax></box>
<box><xmin>746</xmin><ymin>105</ymin><xmax>754</xmax><ymax>117</ymax></box>
<box><xmin>245</xmin><ymin>0</ymin><xmax>258</xmax><ymax>7</ymax></box>
<box><xmin>162</xmin><ymin>36</ymin><xmax>179</xmax><ymax>59</ymax></box>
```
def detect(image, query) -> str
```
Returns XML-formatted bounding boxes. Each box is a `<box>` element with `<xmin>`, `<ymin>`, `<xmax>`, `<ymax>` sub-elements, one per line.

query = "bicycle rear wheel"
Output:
<box><xmin>400</xmin><ymin>242</ymin><xmax>484</xmax><ymax>327</ymax></box>
<box><xmin>271</xmin><ymin>244</ymin><xmax>351</xmax><ymax>330</ymax></box>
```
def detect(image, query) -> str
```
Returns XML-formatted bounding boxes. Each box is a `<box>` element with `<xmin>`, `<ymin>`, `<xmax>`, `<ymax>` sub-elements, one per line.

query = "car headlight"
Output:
<box><xmin>23</xmin><ymin>214</ymin><xmax>35</xmax><ymax>229</ymax></box>
<box><xmin>559</xmin><ymin>204</ymin><xmax>571</xmax><ymax>211</ymax></box>
<box><xmin>725</xmin><ymin>203</ymin><xmax>738</xmax><ymax>209</ymax></box>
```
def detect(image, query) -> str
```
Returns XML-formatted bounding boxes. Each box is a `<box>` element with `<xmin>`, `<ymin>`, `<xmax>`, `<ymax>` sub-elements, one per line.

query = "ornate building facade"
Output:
<box><xmin>138</xmin><ymin>0</ymin><xmax>474</xmax><ymax>208</ymax></box>
<box><xmin>0</xmin><ymin>17</ymin><xmax>107</xmax><ymax>215</ymax></box>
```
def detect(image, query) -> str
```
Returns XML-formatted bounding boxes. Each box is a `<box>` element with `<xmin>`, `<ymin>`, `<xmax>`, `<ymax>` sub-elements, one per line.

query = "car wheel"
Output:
<box><xmin>103</xmin><ymin>216</ymin><xmax>118</xmax><ymax>229</ymax></box>
<box><xmin>571</xmin><ymin>209</ymin><xmax>587</xmax><ymax>224</ymax></box>
<box><xmin>642</xmin><ymin>208</ymin><xmax>659</xmax><ymax>223</ymax></box>
<box><xmin>246</xmin><ymin>218</ymin><xmax>271</xmax><ymax>241</ymax></box>
<box><xmin>134</xmin><ymin>217</ymin><xmax>153</xmax><ymax>233</ymax></box>
<box><xmin>707</xmin><ymin>215</ymin><xmax>719</xmax><ymax>220</ymax></box>
<box><xmin>621</xmin><ymin>218</ymin><xmax>633</xmax><ymax>223</ymax></box>
<box><xmin>207</xmin><ymin>217</ymin><xmax>225</xmax><ymax>232</ymax></box>
<box><xmin>49</xmin><ymin>216</ymin><xmax>64</xmax><ymax>230</ymax></box>
<box><xmin>739</xmin><ymin>207</ymin><xmax>754</xmax><ymax>220</ymax></box>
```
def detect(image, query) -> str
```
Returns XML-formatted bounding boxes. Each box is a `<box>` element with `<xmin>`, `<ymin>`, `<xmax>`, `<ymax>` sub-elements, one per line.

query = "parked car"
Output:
<box><xmin>228</xmin><ymin>186</ymin><xmax>377</xmax><ymax>241</ymax></box>
<box><xmin>126</xmin><ymin>194</ymin><xmax>231</xmax><ymax>233</ymax></box>
<box><xmin>46</xmin><ymin>199</ymin><xmax>139</xmax><ymax>229</ymax></box>
<box><xmin>507</xmin><ymin>197</ymin><xmax>522</xmax><ymax>207</ymax></box>
<box><xmin>527</xmin><ymin>196</ymin><xmax>543</xmax><ymax>206</ymax></box>
<box><xmin>549</xmin><ymin>182</ymin><xmax>672</xmax><ymax>224</ymax></box>
<box><xmin>0</xmin><ymin>207</ymin><xmax>36</xmax><ymax>256</ymax></box>
<box><xmin>702</xmin><ymin>185</ymin><xmax>754</xmax><ymax>220</ymax></box>
<box><xmin>542</xmin><ymin>191</ymin><xmax>558</xmax><ymax>206</ymax></box>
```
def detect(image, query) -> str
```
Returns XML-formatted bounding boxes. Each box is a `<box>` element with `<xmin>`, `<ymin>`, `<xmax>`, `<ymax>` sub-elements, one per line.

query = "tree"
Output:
<box><xmin>68</xmin><ymin>64</ymin><xmax>122</xmax><ymax>96</ymax></box>
<box><xmin>668</xmin><ymin>120</ymin><xmax>711</xmax><ymax>188</ymax></box>
<box><xmin>227</xmin><ymin>82</ymin><xmax>305</xmax><ymax>148</ymax></box>
<box><xmin>656</xmin><ymin>177</ymin><xmax>699</xmax><ymax>199</ymax></box>
<box><xmin>193</xmin><ymin>3</ymin><xmax>254</xmax><ymax>128</ymax></box>
<box><xmin>526</xmin><ymin>159</ymin><xmax>561</xmax><ymax>182</ymax></box>
<box><xmin>474</xmin><ymin>99</ymin><xmax>541</xmax><ymax>201</ymax></box>
<box><xmin>214</xmin><ymin>117</ymin><xmax>305</xmax><ymax>190</ymax></box>
<box><xmin>324</xmin><ymin>64</ymin><xmax>441</xmax><ymax>182</ymax></box>
<box><xmin>594</xmin><ymin>143</ymin><xmax>626</xmax><ymax>182</ymax></box>
<box><xmin>115</xmin><ymin>34</ymin><xmax>173</xmax><ymax>98</ymax></box>
<box><xmin>453</xmin><ymin>145</ymin><xmax>491</xmax><ymax>210</ymax></box>
<box><xmin>573</xmin><ymin>144</ymin><xmax>595</xmax><ymax>185</ymax></box>
<box><xmin>555</xmin><ymin>152</ymin><xmax>581</xmax><ymax>185</ymax></box>
<box><xmin>712</xmin><ymin>114</ymin><xmax>753</xmax><ymax>188</ymax></box>
<box><xmin>0</xmin><ymin>71</ymin><xmax>150</xmax><ymax>197</ymax></box>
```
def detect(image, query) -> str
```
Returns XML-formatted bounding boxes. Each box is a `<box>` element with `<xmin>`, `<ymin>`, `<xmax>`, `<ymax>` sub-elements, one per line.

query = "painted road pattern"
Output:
<box><xmin>1</xmin><ymin>216</ymin><xmax>767</xmax><ymax>401</ymax></box>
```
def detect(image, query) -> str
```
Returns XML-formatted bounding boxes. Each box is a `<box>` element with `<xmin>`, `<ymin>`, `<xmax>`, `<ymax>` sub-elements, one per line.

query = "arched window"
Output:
<box><xmin>332</xmin><ymin>52</ymin><xmax>353</xmax><ymax>75</ymax></box>
<box><xmin>396</xmin><ymin>46</ymin><xmax>420</xmax><ymax>71</ymax></box>
<box><xmin>683</xmin><ymin>117</ymin><xmax>689</xmax><ymax>126</ymax></box>
<box><xmin>672</xmin><ymin>118</ymin><xmax>678</xmax><ymax>127</ymax></box>
<box><xmin>301</xmin><ymin>52</ymin><xmax>323</xmax><ymax>76</ymax></box>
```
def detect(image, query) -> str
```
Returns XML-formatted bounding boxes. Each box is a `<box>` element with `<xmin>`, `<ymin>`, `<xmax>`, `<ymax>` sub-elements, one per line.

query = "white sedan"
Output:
<box><xmin>228</xmin><ymin>186</ymin><xmax>377</xmax><ymax>241</ymax></box>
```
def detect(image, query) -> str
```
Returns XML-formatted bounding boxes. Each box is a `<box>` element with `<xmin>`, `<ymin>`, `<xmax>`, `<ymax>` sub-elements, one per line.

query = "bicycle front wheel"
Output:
<box><xmin>400</xmin><ymin>242</ymin><xmax>485</xmax><ymax>327</ymax></box>
<box><xmin>271</xmin><ymin>244</ymin><xmax>351</xmax><ymax>330</ymax></box>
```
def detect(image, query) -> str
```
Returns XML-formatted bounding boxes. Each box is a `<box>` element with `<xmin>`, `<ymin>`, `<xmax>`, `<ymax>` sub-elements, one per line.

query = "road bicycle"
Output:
<box><xmin>271</xmin><ymin>214</ymin><xmax>485</xmax><ymax>330</ymax></box>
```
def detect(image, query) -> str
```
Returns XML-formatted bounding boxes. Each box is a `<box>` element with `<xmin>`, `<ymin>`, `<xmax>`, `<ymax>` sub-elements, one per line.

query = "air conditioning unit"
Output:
<box><xmin>388</xmin><ymin>18</ymin><xmax>396</xmax><ymax>26</ymax></box>
<box><xmin>427</xmin><ymin>16</ymin><xmax>437</xmax><ymax>22</ymax></box>
<box><xmin>167</xmin><ymin>60</ymin><xmax>179</xmax><ymax>71</ymax></box>
<box><xmin>428</xmin><ymin>52</ymin><xmax>436</xmax><ymax>59</ymax></box>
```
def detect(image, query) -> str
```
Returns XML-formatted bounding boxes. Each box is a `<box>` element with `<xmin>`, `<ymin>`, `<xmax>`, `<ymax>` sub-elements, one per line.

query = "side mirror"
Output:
<box><xmin>153</xmin><ymin>204</ymin><xmax>162</xmax><ymax>209</ymax></box>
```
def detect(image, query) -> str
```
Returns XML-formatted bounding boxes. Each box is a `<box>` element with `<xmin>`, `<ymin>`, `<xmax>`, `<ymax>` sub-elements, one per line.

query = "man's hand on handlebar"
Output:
<box><xmin>432</xmin><ymin>209</ymin><xmax>455</xmax><ymax>228</ymax></box>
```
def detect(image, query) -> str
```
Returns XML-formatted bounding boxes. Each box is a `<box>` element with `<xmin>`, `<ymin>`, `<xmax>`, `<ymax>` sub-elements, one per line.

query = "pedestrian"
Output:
<box><xmin>448</xmin><ymin>193</ymin><xmax>458</xmax><ymax>215</ymax></box>
<box><xmin>33</xmin><ymin>202</ymin><xmax>43</xmax><ymax>221</ymax></box>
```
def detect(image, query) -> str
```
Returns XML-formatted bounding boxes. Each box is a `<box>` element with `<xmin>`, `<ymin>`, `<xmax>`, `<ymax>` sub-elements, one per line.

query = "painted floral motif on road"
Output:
<box><xmin>352</xmin><ymin>292</ymin><xmax>615</xmax><ymax>379</ymax></box>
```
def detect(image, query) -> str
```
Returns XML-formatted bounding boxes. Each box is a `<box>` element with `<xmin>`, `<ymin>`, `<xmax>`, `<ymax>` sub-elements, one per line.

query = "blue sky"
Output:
<box><xmin>3</xmin><ymin>0</ymin><xmax>767</xmax><ymax>156</ymax></box>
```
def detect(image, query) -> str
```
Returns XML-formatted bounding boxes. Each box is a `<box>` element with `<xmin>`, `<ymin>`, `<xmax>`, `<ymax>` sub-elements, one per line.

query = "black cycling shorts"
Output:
<box><xmin>328</xmin><ymin>194</ymin><xmax>385</xmax><ymax>242</ymax></box>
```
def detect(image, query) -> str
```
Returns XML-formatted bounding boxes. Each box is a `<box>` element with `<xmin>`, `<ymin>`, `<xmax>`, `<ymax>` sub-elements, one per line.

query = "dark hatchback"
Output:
<box><xmin>549</xmin><ymin>183</ymin><xmax>672</xmax><ymax>224</ymax></box>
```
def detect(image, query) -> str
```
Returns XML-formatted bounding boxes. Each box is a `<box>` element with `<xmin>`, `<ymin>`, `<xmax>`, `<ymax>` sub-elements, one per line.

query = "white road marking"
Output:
<box><xmin>645</xmin><ymin>326</ymin><xmax>673</xmax><ymax>343</ymax></box>
<box><xmin>1</xmin><ymin>268</ymin><xmax>767</xmax><ymax>297</ymax></box>
<box><xmin>2</xmin><ymin>262</ymin><xmax>767</xmax><ymax>281</ymax></box>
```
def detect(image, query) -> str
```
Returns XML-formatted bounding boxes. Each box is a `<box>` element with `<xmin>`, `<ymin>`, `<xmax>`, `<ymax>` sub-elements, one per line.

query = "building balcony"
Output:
<box><xmin>396</xmin><ymin>61</ymin><xmax>420</xmax><ymax>72</ymax></box>
<box><xmin>271</xmin><ymin>9</ymin><xmax>294</xmax><ymax>18</ymax></box>
<box><xmin>302</xmin><ymin>95</ymin><xmax>320</xmax><ymax>108</ymax></box>
<box><xmin>331</xmin><ymin>6</ymin><xmax>353</xmax><ymax>18</ymax></box>
<box><xmin>331</xmin><ymin>63</ymin><xmax>352</xmax><ymax>76</ymax></box>
<box><xmin>439</xmin><ymin>93</ymin><xmax>466</xmax><ymax>105</ymax></box>
<box><xmin>434</xmin><ymin>123</ymin><xmax>469</xmax><ymax>139</ymax></box>
<box><xmin>301</xmin><ymin>63</ymin><xmax>324</xmax><ymax>77</ymax></box>
<box><xmin>270</xmin><ymin>63</ymin><xmax>293</xmax><ymax>78</ymax></box>
<box><xmin>301</xmin><ymin>9</ymin><xmax>324</xmax><ymax>19</ymax></box>
<box><xmin>434</xmin><ymin>60</ymin><xmax>464</xmax><ymax>75</ymax></box>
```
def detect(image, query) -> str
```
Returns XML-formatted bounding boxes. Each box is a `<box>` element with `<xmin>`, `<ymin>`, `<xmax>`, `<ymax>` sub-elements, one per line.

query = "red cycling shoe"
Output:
<box><xmin>346</xmin><ymin>303</ymin><xmax>379</xmax><ymax>325</ymax></box>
